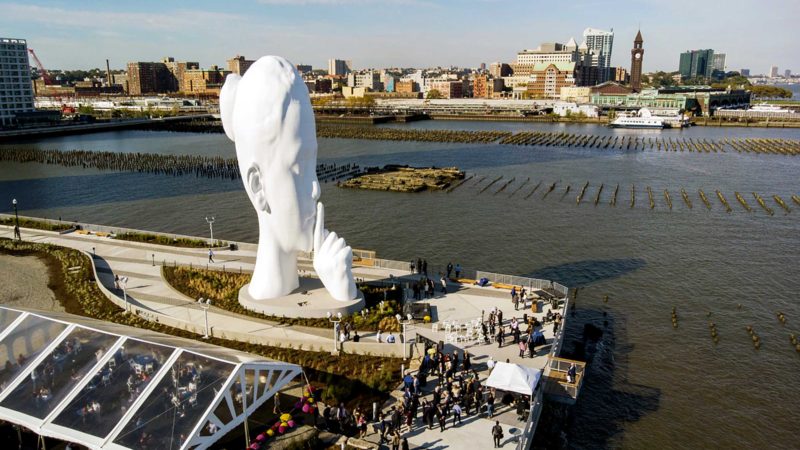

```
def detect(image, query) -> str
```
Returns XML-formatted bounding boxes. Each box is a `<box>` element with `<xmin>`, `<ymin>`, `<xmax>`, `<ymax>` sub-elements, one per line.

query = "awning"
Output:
<box><xmin>484</xmin><ymin>362</ymin><xmax>541</xmax><ymax>396</ymax></box>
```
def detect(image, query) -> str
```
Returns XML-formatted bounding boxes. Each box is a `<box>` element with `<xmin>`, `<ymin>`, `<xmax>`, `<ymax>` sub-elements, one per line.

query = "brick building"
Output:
<box><xmin>227</xmin><ymin>55</ymin><xmax>254</xmax><ymax>76</ymax></box>
<box><xmin>126</xmin><ymin>61</ymin><xmax>175</xmax><ymax>95</ymax></box>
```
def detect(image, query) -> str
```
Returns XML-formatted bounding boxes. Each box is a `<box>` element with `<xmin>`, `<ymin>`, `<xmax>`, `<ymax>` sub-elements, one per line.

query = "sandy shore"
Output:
<box><xmin>0</xmin><ymin>254</ymin><xmax>63</xmax><ymax>313</ymax></box>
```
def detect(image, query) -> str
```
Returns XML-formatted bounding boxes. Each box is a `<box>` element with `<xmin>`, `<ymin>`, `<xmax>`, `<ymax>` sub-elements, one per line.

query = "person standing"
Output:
<box><xmin>518</xmin><ymin>339</ymin><xmax>527</xmax><ymax>358</ymax></box>
<box><xmin>437</xmin><ymin>406</ymin><xmax>446</xmax><ymax>432</ymax></box>
<box><xmin>391</xmin><ymin>430</ymin><xmax>401</xmax><ymax>450</ymax></box>
<box><xmin>401</xmin><ymin>437</ymin><xmax>410</xmax><ymax>450</ymax></box>
<box><xmin>446</xmin><ymin>262</ymin><xmax>453</xmax><ymax>278</ymax></box>
<box><xmin>410</xmin><ymin>260</ymin><xmax>415</xmax><ymax>274</ymax></box>
<box><xmin>422</xmin><ymin>259</ymin><xmax>428</xmax><ymax>276</ymax></box>
<box><xmin>417</xmin><ymin>258</ymin><xmax>422</xmax><ymax>275</ymax></box>
<box><xmin>486</xmin><ymin>391</ymin><xmax>495</xmax><ymax>418</ymax></box>
<box><xmin>208</xmin><ymin>248</ymin><xmax>214</xmax><ymax>263</ymax></box>
<box><xmin>496</xmin><ymin>327</ymin><xmax>504</xmax><ymax>348</ymax></box>
<box><xmin>455</xmin><ymin>263</ymin><xmax>462</xmax><ymax>278</ymax></box>
<box><xmin>440</xmin><ymin>274</ymin><xmax>448</xmax><ymax>295</ymax></box>
<box><xmin>554</xmin><ymin>313</ymin><xmax>562</xmax><ymax>334</ymax></box>
<box><xmin>452</xmin><ymin>403</ymin><xmax>462</xmax><ymax>426</ymax></box>
<box><xmin>492</xmin><ymin>421</ymin><xmax>504</xmax><ymax>448</ymax></box>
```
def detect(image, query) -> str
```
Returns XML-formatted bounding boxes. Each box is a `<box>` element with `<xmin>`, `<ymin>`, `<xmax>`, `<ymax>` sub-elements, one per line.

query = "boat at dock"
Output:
<box><xmin>610</xmin><ymin>108</ymin><xmax>665</xmax><ymax>129</ymax></box>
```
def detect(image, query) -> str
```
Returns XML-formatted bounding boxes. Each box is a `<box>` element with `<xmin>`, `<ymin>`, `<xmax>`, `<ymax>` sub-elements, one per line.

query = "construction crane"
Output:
<box><xmin>27</xmin><ymin>48</ymin><xmax>53</xmax><ymax>85</ymax></box>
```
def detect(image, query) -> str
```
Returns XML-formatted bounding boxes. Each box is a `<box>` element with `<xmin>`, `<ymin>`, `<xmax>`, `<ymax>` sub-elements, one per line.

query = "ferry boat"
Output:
<box><xmin>749</xmin><ymin>104</ymin><xmax>795</xmax><ymax>113</ymax></box>
<box><xmin>609</xmin><ymin>108</ymin><xmax>665</xmax><ymax>129</ymax></box>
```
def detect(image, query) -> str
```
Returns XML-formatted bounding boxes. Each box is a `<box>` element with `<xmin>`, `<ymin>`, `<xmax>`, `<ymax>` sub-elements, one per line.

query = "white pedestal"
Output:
<box><xmin>238</xmin><ymin>277</ymin><xmax>365</xmax><ymax>318</ymax></box>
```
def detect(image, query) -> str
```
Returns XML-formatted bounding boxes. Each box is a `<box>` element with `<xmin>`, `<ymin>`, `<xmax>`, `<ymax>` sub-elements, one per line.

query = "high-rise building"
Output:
<box><xmin>769</xmin><ymin>66</ymin><xmax>779</xmax><ymax>78</ymax></box>
<box><xmin>630</xmin><ymin>30</ymin><xmax>644</xmax><ymax>92</ymax></box>
<box><xmin>514</xmin><ymin>39</ymin><xmax>596</xmax><ymax>86</ymax></box>
<box><xmin>678</xmin><ymin>49</ymin><xmax>715</xmax><ymax>79</ymax></box>
<box><xmin>227</xmin><ymin>55</ymin><xmax>255</xmax><ymax>76</ymax></box>
<box><xmin>327</xmin><ymin>59</ymin><xmax>352</xmax><ymax>76</ymax></box>
<box><xmin>127</xmin><ymin>61</ymin><xmax>175</xmax><ymax>95</ymax></box>
<box><xmin>489</xmin><ymin>62</ymin><xmax>512</xmax><ymax>78</ymax></box>
<box><xmin>740</xmin><ymin>69</ymin><xmax>750</xmax><ymax>77</ymax></box>
<box><xmin>162</xmin><ymin>57</ymin><xmax>199</xmax><ymax>92</ymax></box>
<box><xmin>583</xmin><ymin>28</ymin><xmax>614</xmax><ymax>82</ymax></box>
<box><xmin>711</xmin><ymin>53</ymin><xmax>726</xmax><ymax>72</ymax></box>
<box><xmin>346</xmin><ymin>70</ymin><xmax>382</xmax><ymax>91</ymax></box>
<box><xmin>527</xmin><ymin>62</ymin><xmax>577</xmax><ymax>98</ymax></box>
<box><xmin>0</xmin><ymin>37</ymin><xmax>35</xmax><ymax>127</ymax></box>
<box><xmin>785</xmin><ymin>69</ymin><xmax>792</xmax><ymax>78</ymax></box>
<box><xmin>182</xmin><ymin>65</ymin><xmax>231</xmax><ymax>96</ymax></box>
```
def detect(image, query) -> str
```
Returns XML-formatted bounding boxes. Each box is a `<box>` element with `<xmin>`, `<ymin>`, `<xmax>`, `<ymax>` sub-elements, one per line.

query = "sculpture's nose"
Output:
<box><xmin>311</xmin><ymin>180</ymin><xmax>320</xmax><ymax>201</ymax></box>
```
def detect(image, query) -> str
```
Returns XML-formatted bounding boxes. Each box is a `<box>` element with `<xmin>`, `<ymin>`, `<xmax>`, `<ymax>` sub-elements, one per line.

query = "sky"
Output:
<box><xmin>1</xmin><ymin>0</ymin><xmax>798</xmax><ymax>74</ymax></box>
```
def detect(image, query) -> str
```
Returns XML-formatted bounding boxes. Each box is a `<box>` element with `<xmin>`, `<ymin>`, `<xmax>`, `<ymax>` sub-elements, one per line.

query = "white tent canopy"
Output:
<box><xmin>485</xmin><ymin>362</ymin><xmax>542</xmax><ymax>396</ymax></box>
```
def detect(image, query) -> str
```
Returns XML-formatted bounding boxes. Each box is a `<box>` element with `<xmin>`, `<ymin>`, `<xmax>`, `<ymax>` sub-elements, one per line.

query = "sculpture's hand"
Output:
<box><xmin>313</xmin><ymin>202</ymin><xmax>358</xmax><ymax>301</ymax></box>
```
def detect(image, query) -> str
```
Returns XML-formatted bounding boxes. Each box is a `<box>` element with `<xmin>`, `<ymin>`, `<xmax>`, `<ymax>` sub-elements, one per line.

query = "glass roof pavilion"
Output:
<box><xmin>0</xmin><ymin>306</ymin><xmax>302</xmax><ymax>450</ymax></box>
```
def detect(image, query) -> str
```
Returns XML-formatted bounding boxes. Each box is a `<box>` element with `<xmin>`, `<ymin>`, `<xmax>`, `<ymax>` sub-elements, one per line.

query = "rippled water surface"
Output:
<box><xmin>1</xmin><ymin>122</ymin><xmax>799</xmax><ymax>448</ymax></box>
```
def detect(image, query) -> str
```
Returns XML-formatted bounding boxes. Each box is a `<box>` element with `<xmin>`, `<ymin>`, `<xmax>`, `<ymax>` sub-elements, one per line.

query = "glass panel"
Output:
<box><xmin>0</xmin><ymin>327</ymin><xmax>118</xmax><ymax>419</ymax></box>
<box><xmin>113</xmin><ymin>352</ymin><xmax>233</xmax><ymax>450</ymax></box>
<box><xmin>52</xmin><ymin>338</ymin><xmax>175</xmax><ymax>438</ymax></box>
<box><xmin>0</xmin><ymin>309</ymin><xmax>22</xmax><ymax>334</ymax></box>
<box><xmin>0</xmin><ymin>315</ymin><xmax>68</xmax><ymax>394</ymax></box>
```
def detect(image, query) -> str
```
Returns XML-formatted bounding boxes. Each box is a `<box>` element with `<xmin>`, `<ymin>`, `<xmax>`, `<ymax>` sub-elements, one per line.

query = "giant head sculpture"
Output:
<box><xmin>220</xmin><ymin>56</ymin><xmax>357</xmax><ymax>302</ymax></box>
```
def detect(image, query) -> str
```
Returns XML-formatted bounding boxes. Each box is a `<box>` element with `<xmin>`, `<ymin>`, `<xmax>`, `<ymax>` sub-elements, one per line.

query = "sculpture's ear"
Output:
<box><xmin>220</xmin><ymin>73</ymin><xmax>241</xmax><ymax>142</ymax></box>
<box><xmin>246</xmin><ymin>164</ymin><xmax>270</xmax><ymax>214</ymax></box>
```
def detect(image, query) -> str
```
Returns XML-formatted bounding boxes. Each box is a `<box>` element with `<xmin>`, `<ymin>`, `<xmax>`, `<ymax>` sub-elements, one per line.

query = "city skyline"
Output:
<box><xmin>0</xmin><ymin>0</ymin><xmax>798</xmax><ymax>74</ymax></box>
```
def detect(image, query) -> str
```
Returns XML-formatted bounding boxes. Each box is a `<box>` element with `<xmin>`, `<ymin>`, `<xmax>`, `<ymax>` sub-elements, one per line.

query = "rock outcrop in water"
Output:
<box><xmin>340</xmin><ymin>165</ymin><xmax>464</xmax><ymax>192</ymax></box>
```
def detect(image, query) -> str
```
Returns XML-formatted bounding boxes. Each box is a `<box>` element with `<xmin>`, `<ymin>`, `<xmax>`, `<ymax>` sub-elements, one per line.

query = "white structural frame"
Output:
<box><xmin>0</xmin><ymin>306</ymin><xmax>302</xmax><ymax>450</ymax></box>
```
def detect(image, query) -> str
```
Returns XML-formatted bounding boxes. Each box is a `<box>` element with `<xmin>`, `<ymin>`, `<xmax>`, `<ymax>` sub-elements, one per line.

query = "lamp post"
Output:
<box><xmin>395</xmin><ymin>313</ymin><xmax>413</xmax><ymax>359</ymax></box>
<box><xmin>120</xmin><ymin>276</ymin><xmax>129</xmax><ymax>312</ymax></box>
<box><xmin>326</xmin><ymin>311</ymin><xmax>342</xmax><ymax>354</ymax></box>
<box><xmin>197</xmin><ymin>298</ymin><xmax>212</xmax><ymax>338</ymax></box>
<box><xmin>12</xmin><ymin>198</ymin><xmax>20</xmax><ymax>241</ymax></box>
<box><xmin>205</xmin><ymin>216</ymin><xmax>215</xmax><ymax>247</ymax></box>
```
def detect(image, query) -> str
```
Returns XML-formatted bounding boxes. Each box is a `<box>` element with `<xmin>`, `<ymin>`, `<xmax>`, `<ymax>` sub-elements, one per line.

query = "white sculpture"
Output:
<box><xmin>220</xmin><ymin>56</ymin><xmax>358</xmax><ymax>302</ymax></box>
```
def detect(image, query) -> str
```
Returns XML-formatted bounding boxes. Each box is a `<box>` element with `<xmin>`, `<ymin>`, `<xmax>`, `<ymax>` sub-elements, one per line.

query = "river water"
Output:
<box><xmin>1</xmin><ymin>121</ymin><xmax>799</xmax><ymax>449</ymax></box>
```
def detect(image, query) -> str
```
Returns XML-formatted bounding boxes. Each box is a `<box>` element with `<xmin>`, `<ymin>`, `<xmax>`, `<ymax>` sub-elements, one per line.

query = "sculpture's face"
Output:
<box><xmin>261</xmin><ymin>119</ymin><xmax>320</xmax><ymax>253</ymax></box>
<box><xmin>220</xmin><ymin>56</ymin><xmax>321</xmax><ymax>253</ymax></box>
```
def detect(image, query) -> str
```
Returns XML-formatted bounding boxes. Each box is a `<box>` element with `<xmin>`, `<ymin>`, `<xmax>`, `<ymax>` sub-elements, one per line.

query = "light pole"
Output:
<box><xmin>326</xmin><ymin>311</ymin><xmax>342</xmax><ymax>353</ymax></box>
<box><xmin>198</xmin><ymin>298</ymin><xmax>212</xmax><ymax>338</ymax></box>
<box><xmin>395</xmin><ymin>313</ymin><xmax>413</xmax><ymax>359</ymax></box>
<box><xmin>205</xmin><ymin>216</ymin><xmax>215</xmax><ymax>247</ymax></box>
<box><xmin>120</xmin><ymin>276</ymin><xmax>129</xmax><ymax>312</ymax></box>
<box><xmin>12</xmin><ymin>198</ymin><xmax>20</xmax><ymax>240</ymax></box>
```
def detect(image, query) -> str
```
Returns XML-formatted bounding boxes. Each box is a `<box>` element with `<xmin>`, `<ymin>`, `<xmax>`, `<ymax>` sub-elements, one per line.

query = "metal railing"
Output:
<box><xmin>516</xmin><ymin>387</ymin><xmax>544</xmax><ymax>450</ymax></box>
<box><xmin>543</xmin><ymin>357</ymin><xmax>586</xmax><ymax>402</ymax></box>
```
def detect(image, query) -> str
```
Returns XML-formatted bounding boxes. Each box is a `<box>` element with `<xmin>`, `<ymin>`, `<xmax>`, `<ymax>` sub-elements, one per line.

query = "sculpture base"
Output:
<box><xmin>238</xmin><ymin>278</ymin><xmax>365</xmax><ymax>319</ymax></box>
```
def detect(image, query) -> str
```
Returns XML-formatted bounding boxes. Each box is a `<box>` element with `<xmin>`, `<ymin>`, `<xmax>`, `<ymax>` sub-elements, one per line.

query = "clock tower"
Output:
<box><xmin>630</xmin><ymin>30</ymin><xmax>644</xmax><ymax>92</ymax></box>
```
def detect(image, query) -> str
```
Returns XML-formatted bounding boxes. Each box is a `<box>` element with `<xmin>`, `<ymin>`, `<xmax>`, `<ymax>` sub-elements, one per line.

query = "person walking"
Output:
<box><xmin>492</xmin><ymin>421</ymin><xmax>504</xmax><ymax>448</ymax></box>
<box><xmin>208</xmin><ymin>248</ymin><xmax>214</xmax><ymax>263</ymax></box>
<box><xmin>496</xmin><ymin>327</ymin><xmax>504</xmax><ymax>348</ymax></box>
<box><xmin>518</xmin><ymin>339</ymin><xmax>527</xmax><ymax>358</ymax></box>
<box><xmin>486</xmin><ymin>391</ymin><xmax>495</xmax><ymax>418</ymax></box>
<box><xmin>437</xmin><ymin>407</ymin><xmax>446</xmax><ymax>432</ymax></box>
<box><xmin>440</xmin><ymin>274</ymin><xmax>448</xmax><ymax>295</ymax></box>
<box><xmin>401</xmin><ymin>437</ymin><xmax>410</xmax><ymax>450</ymax></box>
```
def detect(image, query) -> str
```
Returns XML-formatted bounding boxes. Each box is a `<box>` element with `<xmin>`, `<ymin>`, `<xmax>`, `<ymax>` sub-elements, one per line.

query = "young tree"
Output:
<box><xmin>426</xmin><ymin>89</ymin><xmax>443</xmax><ymax>99</ymax></box>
